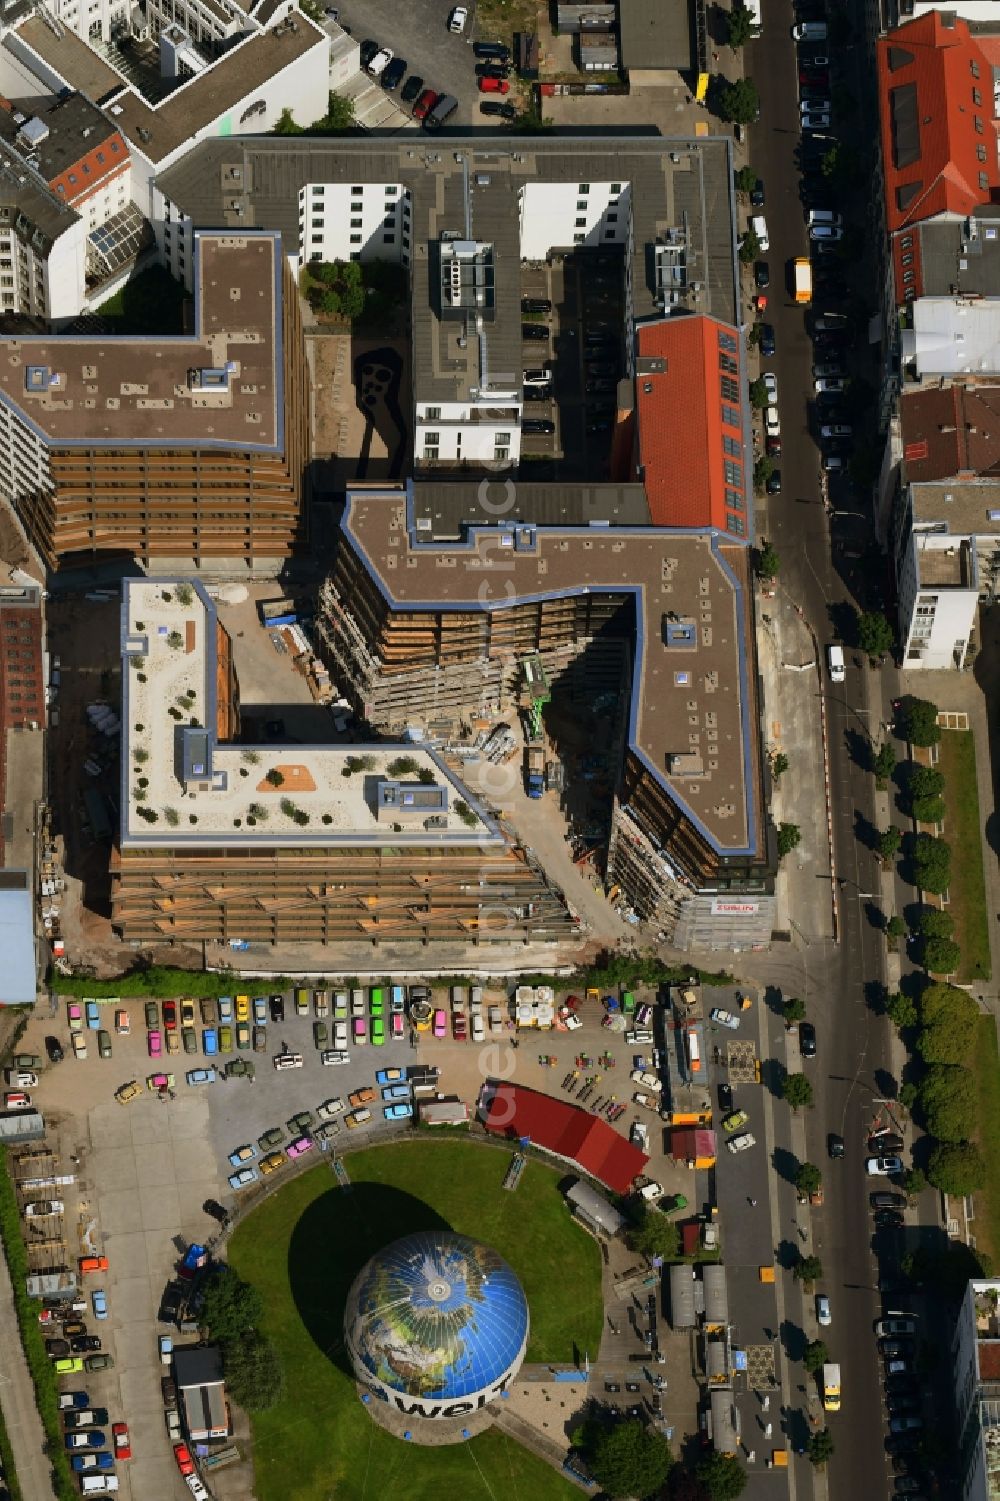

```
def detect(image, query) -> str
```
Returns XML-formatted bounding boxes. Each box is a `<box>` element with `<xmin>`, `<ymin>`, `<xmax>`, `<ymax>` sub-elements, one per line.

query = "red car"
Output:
<box><xmin>453</xmin><ymin>1011</ymin><xmax>468</xmax><ymax>1041</ymax></box>
<box><xmin>162</xmin><ymin>1001</ymin><xmax>177</xmax><ymax>1030</ymax></box>
<box><xmin>478</xmin><ymin>76</ymin><xmax>509</xmax><ymax>93</ymax></box>
<box><xmin>112</xmin><ymin>1422</ymin><xmax>131</xmax><ymax>1460</ymax></box>
<box><xmin>174</xmin><ymin>1442</ymin><xmax>194</xmax><ymax>1477</ymax></box>
<box><xmin>413</xmin><ymin>88</ymin><xmax>438</xmax><ymax>120</ymax></box>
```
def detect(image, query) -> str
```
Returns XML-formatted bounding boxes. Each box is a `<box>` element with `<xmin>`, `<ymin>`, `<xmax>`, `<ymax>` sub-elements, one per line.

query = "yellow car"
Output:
<box><xmin>165</xmin><ymin>1029</ymin><xmax>180</xmax><ymax>1056</ymax></box>
<box><xmin>180</xmin><ymin>999</ymin><xmax>195</xmax><ymax>1028</ymax></box>
<box><xmin>346</xmin><ymin>1108</ymin><xmax>372</xmax><ymax>1129</ymax></box>
<box><xmin>235</xmin><ymin>995</ymin><xmax>250</xmax><ymax>1025</ymax></box>
<box><xmin>114</xmin><ymin>1080</ymin><xmax>141</xmax><ymax>1106</ymax></box>
<box><xmin>259</xmin><ymin>1151</ymin><xmax>285</xmax><ymax>1176</ymax></box>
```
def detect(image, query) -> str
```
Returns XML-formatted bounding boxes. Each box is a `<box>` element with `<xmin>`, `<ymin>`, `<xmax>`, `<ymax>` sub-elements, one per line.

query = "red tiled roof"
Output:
<box><xmin>900</xmin><ymin>385</ymin><xmax>1000</xmax><ymax>481</ymax></box>
<box><xmin>635</xmin><ymin>317</ymin><xmax>748</xmax><ymax>537</ymax></box>
<box><xmin>877</xmin><ymin>13</ymin><xmax>1000</xmax><ymax>302</ymax></box>
<box><xmin>480</xmin><ymin>1082</ymin><xmax>648</xmax><ymax>1194</ymax></box>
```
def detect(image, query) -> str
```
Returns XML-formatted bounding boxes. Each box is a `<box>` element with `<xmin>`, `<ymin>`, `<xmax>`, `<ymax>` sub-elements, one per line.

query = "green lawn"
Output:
<box><xmin>939</xmin><ymin>729</ymin><xmax>992</xmax><ymax>982</ymax></box>
<box><xmin>228</xmin><ymin>1139</ymin><xmax>602</xmax><ymax>1501</ymax></box>
<box><xmin>972</xmin><ymin>1016</ymin><xmax>1000</xmax><ymax>1266</ymax></box>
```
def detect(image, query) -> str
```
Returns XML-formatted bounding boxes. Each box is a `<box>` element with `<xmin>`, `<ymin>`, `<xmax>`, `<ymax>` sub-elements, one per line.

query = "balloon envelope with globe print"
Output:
<box><xmin>344</xmin><ymin>1231</ymin><xmax>529</xmax><ymax>1417</ymax></box>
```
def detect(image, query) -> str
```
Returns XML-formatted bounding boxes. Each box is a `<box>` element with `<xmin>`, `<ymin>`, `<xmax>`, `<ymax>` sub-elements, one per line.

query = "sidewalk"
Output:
<box><xmin>0</xmin><ymin>1243</ymin><xmax>53</xmax><ymax>1501</ymax></box>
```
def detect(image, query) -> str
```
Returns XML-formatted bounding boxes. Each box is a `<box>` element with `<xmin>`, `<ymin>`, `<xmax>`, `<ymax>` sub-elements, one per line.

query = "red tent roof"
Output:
<box><xmin>481</xmin><ymin>1083</ymin><xmax>648</xmax><ymax>1194</ymax></box>
<box><xmin>635</xmin><ymin>317</ymin><xmax>748</xmax><ymax>539</ymax></box>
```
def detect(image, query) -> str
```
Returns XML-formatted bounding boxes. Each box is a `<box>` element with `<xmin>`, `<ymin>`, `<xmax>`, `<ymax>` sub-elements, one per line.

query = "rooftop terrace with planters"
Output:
<box><xmin>120</xmin><ymin>578</ymin><xmax>500</xmax><ymax>849</ymax></box>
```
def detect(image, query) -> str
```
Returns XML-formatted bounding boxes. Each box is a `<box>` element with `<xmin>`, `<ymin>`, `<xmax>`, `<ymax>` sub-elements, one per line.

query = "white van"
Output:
<box><xmin>80</xmin><ymin>1479</ymin><xmax>119</xmax><ymax>1495</ymax></box>
<box><xmin>793</xmin><ymin>20</ymin><xmax>827</xmax><ymax>38</ymax></box>
<box><xmin>826</xmin><ymin>644</ymin><xmax>846</xmax><ymax>682</ymax></box>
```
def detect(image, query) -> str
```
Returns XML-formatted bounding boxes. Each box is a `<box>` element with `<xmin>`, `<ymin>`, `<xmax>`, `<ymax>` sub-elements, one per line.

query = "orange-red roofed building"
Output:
<box><xmin>877</xmin><ymin>12</ymin><xmax>1000</xmax><ymax>304</ymax></box>
<box><xmin>634</xmin><ymin>316</ymin><xmax>750</xmax><ymax>541</ymax></box>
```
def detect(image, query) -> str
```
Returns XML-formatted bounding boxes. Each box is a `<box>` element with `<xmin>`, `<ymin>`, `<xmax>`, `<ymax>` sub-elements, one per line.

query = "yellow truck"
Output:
<box><xmin>794</xmin><ymin>257</ymin><xmax>813</xmax><ymax>305</ymax></box>
<box><xmin>822</xmin><ymin>1362</ymin><xmax>841</xmax><ymax>1412</ymax></box>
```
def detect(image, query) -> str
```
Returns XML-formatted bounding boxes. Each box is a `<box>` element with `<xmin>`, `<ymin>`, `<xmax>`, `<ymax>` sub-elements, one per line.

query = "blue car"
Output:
<box><xmin>59</xmin><ymin>1392</ymin><xmax>89</xmax><ymax>1410</ymax></box>
<box><xmin>85</xmin><ymin>1001</ymin><xmax>100</xmax><ymax>1030</ymax></box>
<box><xmin>65</xmin><ymin>1431</ymin><xmax>106</xmax><ymax>1450</ymax></box>
<box><xmin>383</xmin><ymin>1102</ymin><xmax>413</xmax><ymax>1121</ymax></box>
<box><xmin>91</xmin><ymin>1289</ymin><xmax>108</xmax><ymax>1320</ymax></box>
<box><xmin>71</xmin><ymin>1452</ymin><xmax>114</xmax><ymax>1472</ymax></box>
<box><xmin>381</xmin><ymin>1083</ymin><xmax>411</xmax><ymax>1102</ymax></box>
<box><xmin>202</xmin><ymin>1027</ymin><xmax>218</xmax><ymax>1055</ymax></box>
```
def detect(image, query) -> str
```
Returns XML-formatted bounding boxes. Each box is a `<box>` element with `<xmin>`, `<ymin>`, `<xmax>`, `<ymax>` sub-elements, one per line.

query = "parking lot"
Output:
<box><xmin>519</xmin><ymin>251</ymin><xmax>626</xmax><ymax>481</ymax></box>
<box><xmin>334</xmin><ymin>0</ymin><xmax>484</xmax><ymax>126</ymax></box>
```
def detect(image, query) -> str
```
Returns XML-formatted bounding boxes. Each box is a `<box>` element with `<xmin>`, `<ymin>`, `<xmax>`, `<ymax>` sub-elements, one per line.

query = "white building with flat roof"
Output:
<box><xmin>953</xmin><ymin>1279</ymin><xmax>1000</xmax><ymax>1501</ymax></box>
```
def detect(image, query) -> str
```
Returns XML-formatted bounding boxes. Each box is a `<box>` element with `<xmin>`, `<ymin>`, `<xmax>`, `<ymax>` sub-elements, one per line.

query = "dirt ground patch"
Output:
<box><xmin>307</xmin><ymin>333</ymin><xmax>410</xmax><ymax>495</ymax></box>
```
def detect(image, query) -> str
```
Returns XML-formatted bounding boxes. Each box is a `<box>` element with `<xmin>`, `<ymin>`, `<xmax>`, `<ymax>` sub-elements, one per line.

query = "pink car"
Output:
<box><xmin>67</xmin><ymin>1003</ymin><xmax>83</xmax><ymax>1032</ymax></box>
<box><xmin>433</xmin><ymin>1009</ymin><xmax>447</xmax><ymax>1038</ymax></box>
<box><xmin>352</xmin><ymin>1016</ymin><xmax>367</xmax><ymax>1045</ymax></box>
<box><xmin>286</xmin><ymin>1135</ymin><xmax>313</xmax><ymax>1159</ymax></box>
<box><xmin>147</xmin><ymin>1029</ymin><xmax>162</xmax><ymax>1058</ymax></box>
<box><xmin>391</xmin><ymin>1013</ymin><xmax>405</xmax><ymax>1040</ymax></box>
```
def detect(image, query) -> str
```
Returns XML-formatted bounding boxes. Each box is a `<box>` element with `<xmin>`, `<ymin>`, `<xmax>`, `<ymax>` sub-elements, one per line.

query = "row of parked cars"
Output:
<box><xmin>359</xmin><ymin>30</ymin><xmax>516</xmax><ymax>127</ymax></box>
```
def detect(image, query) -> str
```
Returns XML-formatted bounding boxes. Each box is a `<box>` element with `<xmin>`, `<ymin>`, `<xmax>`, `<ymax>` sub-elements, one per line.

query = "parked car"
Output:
<box><xmin>877</xmin><ymin>1316</ymin><xmax>918</xmax><ymax>1337</ymax></box>
<box><xmin>480</xmin><ymin>101</ymin><xmax>518</xmax><ymax>119</ymax></box>
<box><xmin>382</xmin><ymin>56</ymin><xmax>407</xmax><ymax>90</ymax></box>
<box><xmin>413</xmin><ymin>88</ymin><xmax>439</xmax><ymax>121</ymax></box>
<box><xmin>401</xmin><ymin>74</ymin><xmax>424</xmax><ymax>103</ymax></box>
<box><xmin>478</xmin><ymin>76</ymin><xmax>510</xmax><ymax>93</ymax></box>
<box><xmin>448</xmin><ymin>4</ymin><xmax>468</xmax><ymax>29</ymax></box>
<box><xmin>866</xmin><ymin>1155</ymin><xmax>903</xmax><ymax>1176</ymax></box>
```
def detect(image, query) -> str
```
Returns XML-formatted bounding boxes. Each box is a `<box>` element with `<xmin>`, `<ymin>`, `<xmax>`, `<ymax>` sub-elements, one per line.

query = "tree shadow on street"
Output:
<box><xmin>853</xmin><ymin>808</ymin><xmax>881</xmax><ymax>852</ymax></box>
<box><xmin>844</xmin><ymin>726</ymin><xmax>874</xmax><ymax>772</ymax></box>
<box><xmin>772</xmin><ymin>1145</ymin><xmax>799</xmax><ymax>1185</ymax></box>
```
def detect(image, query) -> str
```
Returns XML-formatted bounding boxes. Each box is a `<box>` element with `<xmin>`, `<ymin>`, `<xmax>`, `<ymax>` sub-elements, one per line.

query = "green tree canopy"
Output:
<box><xmin>912</xmin><ymin>795</ymin><xmax>946</xmax><ymax>825</ymax></box>
<box><xmin>927</xmin><ymin>1141</ymin><xmax>986</xmax><ymax>1195</ymax></box>
<box><xmin>921</xmin><ymin>1071</ymin><xmax>976</xmax><ymax>1142</ymax></box>
<box><xmin>782</xmin><ymin>1072</ymin><xmax>813</xmax><ymax>1110</ymax></box>
<box><xmin>803</xmin><ymin>1339</ymin><xmax>828</xmax><ymax>1374</ymax></box>
<box><xmin>734</xmin><ymin>164</ymin><xmax>758</xmax><ymax>194</ymax></box>
<box><xmin>783</xmin><ymin>996</ymin><xmax>806</xmax><ymax>1024</ymax></box>
<box><xmin>739</xmin><ymin>228</ymin><xmax>761</xmax><ymax>265</ymax></box>
<box><xmin>912</xmin><ymin>833</ymin><xmax>951</xmax><ymax>895</ymax></box>
<box><xmin>756</xmin><ymin>540</ymin><xmax>780</xmax><ymax>577</ymax></box>
<box><xmin>878</xmin><ymin>826</ymin><xmax>902</xmax><ymax>863</ymax></box>
<box><xmin>886</xmin><ymin>991</ymin><xmax>917</xmax><ymax>1029</ymax></box>
<box><xmin>587</xmin><ymin>1417</ymin><xmax>674</xmax><ymax>1498</ymax></box>
<box><xmin>917</xmin><ymin>908</ymin><xmax>954</xmax><ymax>940</ymax></box>
<box><xmin>919</xmin><ymin>1015</ymin><xmax>974</xmax><ymax>1066</ymax></box>
<box><xmin>726</xmin><ymin>4</ymin><xmax>754</xmax><ymax>48</ymax></box>
<box><xmin>874</xmin><ymin>743</ymin><xmax>896</xmax><ymax>783</ymax></box>
<box><xmin>908</xmin><ymin>765</ymin><xmax>945</xmax><ymax>802</ymax></box>
<box><xmin>794</xmin><ymin>1162</ymin><xmax>822</xmax><ymax>1195</ymax></box>
<box><xmin>199</xmin><ymin>1266</ymin><xmax>263</xmax><ymax>1343</ymax></box>
<box><xmin>922</xmin><ymin>935</ymin><xmax>961</xmax><ymax>975</ymax></box>
<box><xmin>753</xmin><ymin>455</ymin><xmax>775</xmax><ymax>491</ymax></box>
<box><xmin>749</xmin><ymin>377</ymin><xmax>769</xmax><ymax>410</ymax></box>
<box><xmin>717</xmin><ymin>78</ymin><xmax>760</xmax><ymax>124</ymax></box>
<box><xmin>886</xmin><ymin>916</ymin><xmax>907</xmax><ymax>941</ymax></box>
<box><xmin>223</xmin><ymin>1330</ymin><xmax>284</xmax><ymax>1411</ymax></box>
<box><xmin>793</xmin><ymin>1254</ymin><xmax>823</xmax><ymax>1282</ymax></box>
<box><xmin>777</xmin><ymin>823</ymin><xmax>801</xmax><ymax>858</ymax></box>
<box><xmin>920</xmin><ymin>981</ymin><xmax>968</xmax><ymax>1025</ymax></box>
<box><xmin>856</xmin><ymin>610</ymin><xmax>893</xmax><ymax>657</ymax></box>
<box><xmin>809</xmin><ymin>1429</ymin><xmax>834</xmax><ymax>1466</ymax></box>
<box><xmin>696</xmin><ymin>1452</ymin><xmax>748</xmax><ymax>1501</ymax></box>
<box><xmin>627</xmin><ymin>1203</ymin><xmax>681</xmax><ymax>1261</ymax></box>
<box><xmin>896</xmin><ymin>697</ymin><xmax>941</xmax><ymax>747</ymax></box>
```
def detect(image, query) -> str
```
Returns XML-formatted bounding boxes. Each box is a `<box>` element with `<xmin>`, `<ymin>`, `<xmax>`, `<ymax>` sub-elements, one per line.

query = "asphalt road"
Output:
<box><xmin>746</xmin><ymin>4</ymin><xmax>902</xmax><ymax>1495</ymax></box>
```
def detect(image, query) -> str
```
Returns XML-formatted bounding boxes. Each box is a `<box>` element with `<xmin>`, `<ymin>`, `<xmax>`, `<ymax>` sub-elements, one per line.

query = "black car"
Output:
<box><xmin>159</xmin><ymin>1282</ymin><xmax>182</xmax><ymax>1323</ymax></box>
<box><xmin>586</xmin><ymin>362</ymin><xmax>616</xmax><ymax>378</ymax></box>
<box><xmin>359</xmin><ymin>38</ymin><xmax>378</xmax><ymax>68</ymax></box>
<box><xmin>765</xmin><ymin>469</ymin><xmax>782</xmax><ymax>495</ymax></box>
<box><xmin>45</xmin><ymin>1338</ymin><xmax>71</xmax><ymax>1358</ymax></box>
<box><xmin>71</xmin><ymin>1335</ymin><xmax>102</xmax><ymax>1353</ymax></box>
<box><xmin>799</xmin><ymin>1021</ymin><xmax>817</xmax><ymax>1056</ymax></box>
<box><xmin>886</xmin><ymin>1436</ymin><xmax>919</xmax><ymax>1456</ymax></box>
<box><xmin>522</xmin><ymin>297</ymin><xmax>551</xmax><ymax>314</ymax></box>
<box><xmin>871</xmin><ymin>1191</ymin><xmax>906</xmax><ymax>1209</ymax></box>
<box><xmin>45</xmin><ymin>1035</ymin><xmax>64</xmax><ymax>1063</ymax></box>
<box><xmin>382</xmin><ymin>57</ymin><xmax>407</xmax><ymax>90</ymax></box>
<box><xmin>766</xmin><ymin>433</ymin><xmax>781</xmax><ymax>458</ymax></box>
<box><xmin>870</xmin><ymin>1132</ymin><xmax>904</xmax><ymax>1153</ymax></box>
<box><xmin>754</xmin><ymin>261</ymin><xmax>770</xmax><ymax>290</ymax></box>
<box><xmin>476</xmin><ymin>62</ymin><xmax>510</xmax><ymax>79</ymax></box>
<box><xmin>887</xmin><ymin>1378</ymin><xmax>920</xmax><ymax>1400</ymax></box>
<box><xmin>879</xmin><ymin>1338</ymin><xmax>914</xmax><ymax>1358</ymax></box>
<box><xmin>522</xmin><ymin>323</ymin><xmax>548</xmax><ymax>341</ymax></box>
<box><xmin>587</xmin><ymin>418</ymin><xmax>611</xmax><ymax>434</ymax></box>
<box><xmin>202</xmin><ymin>1199</ymin><xmax>229</xmax><ymax>1225</ymax></box>
<box><xmin>874</xmin><ymin>1209</ymin><xmax>904</xmax><ymax>1230</ymax></box>
<box><xmin>480</xmin><ymin>101</ymin><xmax>517</xmax><ymax>119</ymax></box>
<box><xmin>524</xmin><ymin>387</ymin><xmax>551</xmax><ymax>402</ymax></box>
<box><xmin>887</xmin><ymin>1394</ymin><xmax>922</xmax><ymax>1416</ymax></box>
<box><xmin>718</xmin><ymin>1082</ymin><xmax>733</xmax><ymax>1112</ymax></box>
<box><xmin>401</xmin><ymin>74</ymin><xmax>424</xmax><ymax>103</ymax></box>
<box><xmin>828</xmin><ymin>1133</ymin><xmax>845</xmax><ymax>1158</ymax></box>
<box><xmin>759</xmin><ymin>323</ymin><xmax>776</xmax><ymax>357</ymax></box>
<box><xmin>750</xmin><ymin>177</ymin><xmax>765</xmax><ymax>208</ymax></box>
<box><xmin>269</xmin><ymin>994</ymin><xmax>285</xmax><ymax>1023</ymax></box>
<box><xmin>473</xmin><ymin>40</ymin><xmax>510</xmax><ymax>59</ymax></box>
<box><xmin>523</xmin><ymin>418</ymin><xmax>555</xmax><ymax>435</ymax></box>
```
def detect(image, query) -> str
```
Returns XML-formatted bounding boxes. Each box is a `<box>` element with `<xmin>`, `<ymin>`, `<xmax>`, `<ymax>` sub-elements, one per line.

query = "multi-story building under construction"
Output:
<box><xmin>110</xmin><ymin>577</ymin><xmax>574</xmax><ymax>946</ymax></box>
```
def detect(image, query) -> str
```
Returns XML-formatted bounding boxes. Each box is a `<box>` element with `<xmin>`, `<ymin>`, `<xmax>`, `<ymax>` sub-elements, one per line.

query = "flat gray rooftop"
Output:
<box><xmin>414</xmin><ymin>480</ymin><xmax>651</xmax><ymax>537</ymax></box>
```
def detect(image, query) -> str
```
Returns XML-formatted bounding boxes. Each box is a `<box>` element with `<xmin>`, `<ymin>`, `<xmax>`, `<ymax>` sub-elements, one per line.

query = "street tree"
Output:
<box><xmin>922</xmin><ymin>1078</ymin><xmax>976</xmax><ymax>1142</ymax></box>
<box><xmin>734</xmin><ymin>164</ymin><xmax>759</xmax><ymax>195</ymax></box>
<box><xmin>793</xmin><ymin>1254</ymin><xmax>823</xmax><ymax>1283</ymax></box>
<box><xmin>803</xmin><ymin>1339</ymin><xmax>828</xmax><ymax>1374</ymax></box>
<box><xmin>588</xmin><ymin>1417</ymin><xmax>674</xmax><ymax>1498</ymax></box>
<box><xmin>922</xmin><ymin>935</ymin><xmax>961</xmax><ymax>975</ymax></box>
<box><xmin>908</xmin><ymin>765</ymin><xmax>944</xmax><ymax>802</ymax></box>
<box><xmin>794</xmin><ymin>1162</ymin><xmax>822</xmax><ymax>1196</ymax></box>
<box><xmin>756</xmin><ymin>539</ymin><xmax>780</xmax><ymax>577</ymax></box>
<box><xmin>896</xmin><ymin>696</ymin><xmax>941</xmax><ymax>747</ymax></box>
<box><xmin>808</xmin><ymin>1429</ymin><xmax>835</xmax><ymax>1467</ymax></box>
<box><xmin>772</xmin><ymin>752</ymin><xmax>789</xmax><ymax>781</ymax></box>
<box><xmin>696</xmin><ymin>1452</ymin><xmax>748</xmax><ymax>1501</ymax></box>
<box><xmin>856</xmin><ymin>610</ymin><xmax>893</xmax><ymax>658</ymax></box>
<box><xmin>919</xmin><ymin>1063</ymin><xmax>974</xmax><ymax>1119</ymax></box>
<box><xmin>726</xmin><ymin>4</ymin><xmax>755</xmax><ymax>49</ymax></box>
<box><xmin>877</xmin><ymin>826</ymin><xmax>901</xmax><ymax>865</ymax></box>
<box><xmin>782</xmin><ymin>1072</ymin><xmax>813</xmax><ymax>1110</ymax></box>
<box><xmin>912</xmin><ymin>794</ymin><xmax>946</xmax><ymax>825</ymax></box>
<box><xmin>920</xmin><ymin>981</ymin><xmax>967</xmax><ymax>1025</ymax></box>
<box><xmin>911</xmin><ymin>833</ymin><xmax>951</xmax><ymax>895</ymax></box>
<box><xmin>916</xmin><ymin>908</ymin><xmax>954</xmax><ymax>940</ymax></box>
<box><xmin>928</xmin><ymin>1141</ymin><xmax>986</xmax><ymax>1195</ymax></box>
<box><xmin>783</xmin><ymin>996</ymin><xmax>806</xmax><ymax>1025</ymax></box>
<box><xmin>627</xmin><ymin>1205</ymin><xmax>681</xmax><ymax>1261</ymax></box>
<box><xmin>886</xmin><ymin>915</ymin><xmax>907</xmax><ymax>942</ymax></box>
<box><xmin>739</xmin><ymin>228</ymin><xmax>761</xmax><ymax>265</ymax></box>
<box><xmin>753</xmin><ymin>455</ymin><xmax>774</xmax><ymax>491</ymax></box>
<box><xmin>776</xmin><ymin>823</ymin><xmax>801</xmax><ymax>858</ymax></box>
<box><xmin>874</xmin><ymin>742</ymin><xmax>896</xmax><ymax>785</ymax></box>
<box><xmin>919</xmin><ymin>1015</ymin><xmax>974</xmax><ymax>1067</ymax></box>
<box><xmin>717</xmin><ymin>78</ymin><xmax>761</xmax><ymax>125</ymax></box>
<box><xmin>749</xmin><ymin>377</ymin><xmax>770</xmax><ymax>410</ymax></box>
<box><xmin>885</xmin><ymin>991</ymin><xmax>917</xmax><ymax>1029</ymax></box>
<box><xmin>902</xmin><ymin>1167</ymin><xmax>928</xmax><ymax>1198</ymax></box>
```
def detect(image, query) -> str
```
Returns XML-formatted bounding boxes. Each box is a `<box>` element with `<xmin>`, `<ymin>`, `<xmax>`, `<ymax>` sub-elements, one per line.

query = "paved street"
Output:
<box><xmin>744</xmin><ymin>0</ymin><xmax>899</xmax><ymax>1493</ymax></box>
